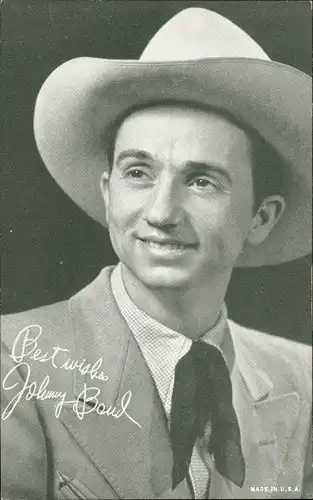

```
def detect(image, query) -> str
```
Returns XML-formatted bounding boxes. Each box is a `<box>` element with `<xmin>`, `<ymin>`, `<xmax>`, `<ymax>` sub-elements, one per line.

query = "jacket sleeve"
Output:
<box><xmin>1</xmin><ymin>341</ymin><xmax>49</xmax><ymax>500</ymax></box>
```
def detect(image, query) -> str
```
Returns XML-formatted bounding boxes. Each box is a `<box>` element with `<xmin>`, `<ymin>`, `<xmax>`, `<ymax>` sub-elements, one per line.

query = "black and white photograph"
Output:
<box><xmin>1</xmin><ymin>1</ymin><xmax>312</xmax><ymax>499</ymax></box>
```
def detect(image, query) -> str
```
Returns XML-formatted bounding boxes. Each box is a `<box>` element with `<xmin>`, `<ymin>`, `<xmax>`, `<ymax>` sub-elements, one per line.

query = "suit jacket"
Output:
<box><xmin>1</xmin><ymin>266</ymin><xmax>312</xmax><ymax>500</ymax></box>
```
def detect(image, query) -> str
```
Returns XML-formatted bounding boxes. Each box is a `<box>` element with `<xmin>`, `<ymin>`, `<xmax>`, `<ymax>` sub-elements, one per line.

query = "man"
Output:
<box><xmin>1</xmin><ymin>7</ymin><xmax>312</xmax><ymax>500</ymax></box>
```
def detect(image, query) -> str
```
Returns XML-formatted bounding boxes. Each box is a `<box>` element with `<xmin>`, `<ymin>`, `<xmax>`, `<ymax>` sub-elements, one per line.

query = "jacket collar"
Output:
<box><xmin>228</xmin><ymin>320</ymin><xmax>274</xmax><ymax>402</ymax></box>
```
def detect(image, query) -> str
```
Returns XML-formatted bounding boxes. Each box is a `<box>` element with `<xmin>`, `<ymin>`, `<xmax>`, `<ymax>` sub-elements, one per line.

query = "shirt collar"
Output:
<box><xmin>110</xmin><ymin>263</ymin><xmax>234</xmax><ymax>413</ymax></box>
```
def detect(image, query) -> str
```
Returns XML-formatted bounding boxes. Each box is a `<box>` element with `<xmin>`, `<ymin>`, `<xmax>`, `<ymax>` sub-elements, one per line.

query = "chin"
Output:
<box><xmin>134</xmin><ymin>265</ymin><xmax>197</xmax><ymax>290</ymax></box>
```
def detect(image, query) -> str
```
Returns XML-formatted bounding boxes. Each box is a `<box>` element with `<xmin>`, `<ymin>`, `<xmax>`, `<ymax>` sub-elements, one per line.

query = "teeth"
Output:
<box><xmin>146</xmin><ymin>241</ymin><xmax>186</xmax><ymax>250</ymax></box>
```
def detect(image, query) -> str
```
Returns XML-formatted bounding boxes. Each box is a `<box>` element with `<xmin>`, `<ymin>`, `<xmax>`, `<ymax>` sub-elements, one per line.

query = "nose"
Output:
<box><xmin>143</xmin><ymin>177</ymin><xmax>184</xmax><ymax>228</ymax></box>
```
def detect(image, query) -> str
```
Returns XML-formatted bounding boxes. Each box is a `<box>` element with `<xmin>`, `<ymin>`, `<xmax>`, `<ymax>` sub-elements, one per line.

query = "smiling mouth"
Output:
<box><xmin>138</xmin><ymin>238</ymin><xmax>197</xmax><ymax>251</ymax></box>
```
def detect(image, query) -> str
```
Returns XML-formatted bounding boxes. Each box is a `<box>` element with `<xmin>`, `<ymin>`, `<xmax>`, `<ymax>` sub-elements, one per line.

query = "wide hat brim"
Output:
<box><xmin>34</xmin><ymin>57</ymin><xmax>312</xmax><ymax>267</ymax></box>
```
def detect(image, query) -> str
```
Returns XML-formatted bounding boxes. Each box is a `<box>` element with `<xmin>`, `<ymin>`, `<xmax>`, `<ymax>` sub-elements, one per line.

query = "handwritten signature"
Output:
<box><xmin>10</xmin><ymin>324</ymin><xmax>109</xmax><ymax>382</ymax></box>
<box><xmin>1</xmin><ymin>325</ymin><xmax>142</xmax><ymax>428</ymax></box>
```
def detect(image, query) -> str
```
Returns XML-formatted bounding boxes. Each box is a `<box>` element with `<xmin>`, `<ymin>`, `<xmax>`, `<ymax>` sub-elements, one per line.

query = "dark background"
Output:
<box><xmin>2</xmin><ymin>1</ymin><xmax>312</xmax><ymax>344</ymax></box>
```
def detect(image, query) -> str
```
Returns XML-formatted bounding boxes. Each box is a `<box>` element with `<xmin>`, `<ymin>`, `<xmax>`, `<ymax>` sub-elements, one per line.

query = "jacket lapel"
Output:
<box><xmin>59</xmin><ymin>267</ymin><xmax>191</xmax><ymax>499</ymax></box>
<box><xmin>208</xmin><ymin>321</ymin><xmax>301</xmax><ymax>499</ymax></box>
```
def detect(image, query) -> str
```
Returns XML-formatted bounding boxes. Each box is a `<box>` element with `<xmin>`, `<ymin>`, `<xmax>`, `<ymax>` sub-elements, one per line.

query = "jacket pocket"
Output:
<box><xmin>57</xmin><ymin>470</ymin><xmax>98</xmax><ymax>499</ymax></box>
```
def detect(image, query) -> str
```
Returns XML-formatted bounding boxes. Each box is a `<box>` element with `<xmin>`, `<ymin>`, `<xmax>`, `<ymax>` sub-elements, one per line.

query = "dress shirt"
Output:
<box><xmin>110</xmin><ymin>263</ymin><xmax>235</xmax><ymax>499</ymax></box>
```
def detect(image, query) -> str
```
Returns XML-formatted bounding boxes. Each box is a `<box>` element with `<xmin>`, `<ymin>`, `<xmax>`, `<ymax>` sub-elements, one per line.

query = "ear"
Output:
<box><xmin>246</xmin><ymin>195</ymin><xmax>286</xmax><ymax>245</ymax></box>
<box><xmin>100</xmin><ymin>171</ymin><xmax>110</xmax><ymax>225</ymax></box>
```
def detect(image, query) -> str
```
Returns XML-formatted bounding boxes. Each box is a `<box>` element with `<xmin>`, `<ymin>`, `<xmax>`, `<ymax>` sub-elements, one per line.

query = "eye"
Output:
<box><xmin>128</xmin><ymin>168</ymin><xmax>145</xmax><ymax>178</ymax></box>
<box><xmin>193</xmin><ymin>178</ymin><xmax>212</xmax><ymax>187</ymax></box>
<box><xmin>124</xmin><ymin>167</ymin><xmax>151</xmax><ymax>180</ymax></box>
<box><xmin>188</xmin><ymin>176</ymin><xmax>219</xmax><ymax>190</ymax></box>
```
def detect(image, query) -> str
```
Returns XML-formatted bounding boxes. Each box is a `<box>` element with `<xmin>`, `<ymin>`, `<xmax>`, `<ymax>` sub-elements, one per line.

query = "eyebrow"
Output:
<box><xmin>115</xmin><ymin>149</ymin><xmax>153</xmax><ymax>164</ymax></box>
<box><xmin>115</xmin><ymin>149</ymin><xmax>232</xmax><ymax>184</ymax></box>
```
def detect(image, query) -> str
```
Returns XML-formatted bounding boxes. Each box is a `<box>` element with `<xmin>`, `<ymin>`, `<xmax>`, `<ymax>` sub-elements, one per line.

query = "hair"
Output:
<box><xmin>248</xmin><ymin>129</ymin><xmax>287</xmax><ymax>212</ymax></box>
<box><xmin>106</xmin><ymin>101</ymin><xmax>287</xmax><ymax>213</ymax></box>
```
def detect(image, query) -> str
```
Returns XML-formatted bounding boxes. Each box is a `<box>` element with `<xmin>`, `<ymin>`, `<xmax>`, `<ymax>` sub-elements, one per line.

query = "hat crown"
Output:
<box><xmin>140</xmin><ymin>8</ymin><xmax>270</xmax><ymax>61</ymax></box>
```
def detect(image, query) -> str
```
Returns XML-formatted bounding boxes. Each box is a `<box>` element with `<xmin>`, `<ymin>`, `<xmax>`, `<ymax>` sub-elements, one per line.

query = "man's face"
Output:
<box><xmin>102</xmin><ymin>105</ymin><xmax>255</xmax><ymax>289</ymax></box>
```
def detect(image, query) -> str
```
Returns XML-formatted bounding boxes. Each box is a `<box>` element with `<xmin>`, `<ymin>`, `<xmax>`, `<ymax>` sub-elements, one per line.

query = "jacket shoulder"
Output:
<box><xmin>229</xmin><ymin>319</ymin><xmax>311</xmax><ymax>358</ymax></box>
<box><xmin>229</xmin><ymin>319</ymin><xmax>312</xmax><ymax>395</ymax></box>
<box><xmin>1</xmin><ymin>300</ymin><xmax>71</xmax><ymax>352</ymax></box>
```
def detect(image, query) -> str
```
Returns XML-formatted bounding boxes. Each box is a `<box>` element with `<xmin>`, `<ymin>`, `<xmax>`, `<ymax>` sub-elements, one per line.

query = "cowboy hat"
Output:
<box><xmin>33</xmin><ymin>7</ymin><xmax>312</xmax><ymax>267</ymax></box>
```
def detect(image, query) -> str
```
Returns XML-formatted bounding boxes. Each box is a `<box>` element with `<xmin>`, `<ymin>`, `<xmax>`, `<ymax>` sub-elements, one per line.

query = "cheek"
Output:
<box><xmin>107</xmin><ymin>186</ymin><xmax>143</xmax><ymax>236</ymax></box>
<box><xmin>217</xmin><ymin>202</ymin><xmax>253</xmax><ymax>260</ymax></box>
<box><xmin>106</xmin><ymin>198</ymin><xmax>131</xmax><ymax>259</ymax></box>
<box><xmin>197</xmin><ymin>199</ymin><xmax>252</xmax><ymax>255</ymax></box>
<box><xmin>230</xmin><ymin>193</ymin><xmax>254</xmax><ymax>236</ymax></box>
<box><xmin>107</xmin><ymin>188</ymin><xmax>130</xmax><ymax>225</ymax></box>
<box><xmin>222</xmin><ymin>181</ymin><xmax>254</xmax><ymax>232</ymax></box>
